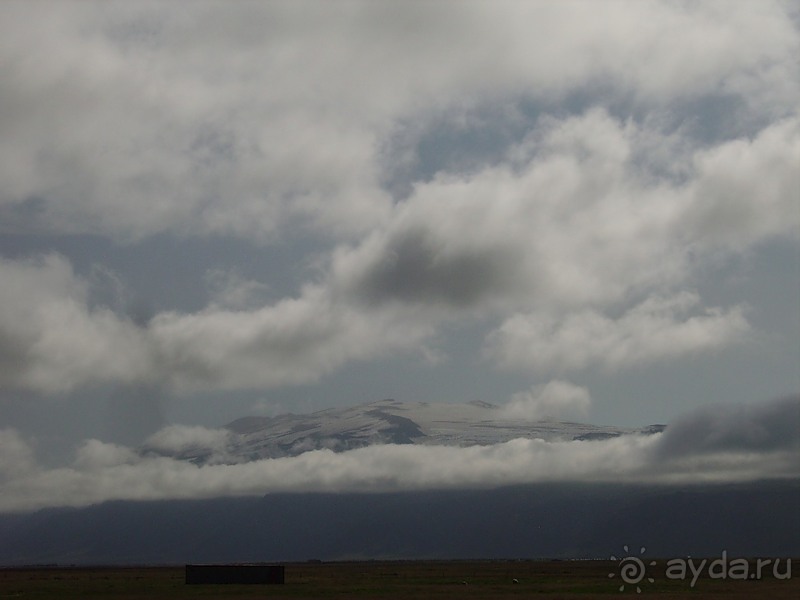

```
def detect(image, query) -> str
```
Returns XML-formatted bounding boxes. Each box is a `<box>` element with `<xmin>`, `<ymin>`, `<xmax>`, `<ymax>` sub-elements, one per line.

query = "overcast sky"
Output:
<box><xmin>1</xmin><ymin>1</ymin><xmax>799</xmax><ymax>503</ymax></box>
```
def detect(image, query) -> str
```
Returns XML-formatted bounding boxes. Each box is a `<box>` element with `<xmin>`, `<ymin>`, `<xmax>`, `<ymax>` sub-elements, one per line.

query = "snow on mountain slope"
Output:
<box><xmin>142</xmin><ymin>399</ymin><xmax>664</xmax><ymax>465</ymax></box>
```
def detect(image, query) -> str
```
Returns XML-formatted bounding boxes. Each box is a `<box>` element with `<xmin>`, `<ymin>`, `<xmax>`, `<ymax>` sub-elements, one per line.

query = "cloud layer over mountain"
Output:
<box><xmin>0</xmin><ymin>395</ymin><xmax>796</xmax><ymax>512</ymax></box>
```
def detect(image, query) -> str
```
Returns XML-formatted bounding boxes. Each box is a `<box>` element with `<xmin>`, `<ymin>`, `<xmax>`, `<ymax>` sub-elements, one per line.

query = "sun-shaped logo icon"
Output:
<box><xmin>608</xmin><ymin>545</ymin><xmax>656</xmax><ymax>593</ymax></box>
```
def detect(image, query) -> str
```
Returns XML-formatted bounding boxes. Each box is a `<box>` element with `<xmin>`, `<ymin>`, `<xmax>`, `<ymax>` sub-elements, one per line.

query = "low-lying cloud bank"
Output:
<box><xmin>1</xmin><ymin>396</ymin><xmax>796</xmax><ymax>513</ymax></box>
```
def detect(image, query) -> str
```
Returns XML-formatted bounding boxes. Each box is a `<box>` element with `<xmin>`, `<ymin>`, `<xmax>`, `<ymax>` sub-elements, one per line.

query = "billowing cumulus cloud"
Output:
<box><xmin>682</xmin><ymin>116</ymin><xmax>800</xmax><ymax>248</ymax></box>
<box><xmin>0</xmin><ymin>396</ymin><xmax>796</xmax><ymax>512</ymax></box>
<box><xmin>0</xmin><ymin>103</ymin><xmax>793</xmax><ymax>390</ymax></box>
<box><xmin>147</xmin><ymin>286</ymin><xmax>440</xmax><ymax>393</ymax></box>
<box><xmin>0</xmin><ymin>256</ymin><xmax>435</xmax><ymax>393</ymax></box>
<box><xmin>0</xmin><ymin>255</ymin><xmax>153</xmax><ymax>393</ymax></box>
<box><xmin>336</xmin><ymin>108</ymin><xmax>799</xmax><ymax>322</ymax></box>
<box><xmin>336</xmin><ymin>110</ymin><xmax>690</xmax><ymax>317</ymax></box>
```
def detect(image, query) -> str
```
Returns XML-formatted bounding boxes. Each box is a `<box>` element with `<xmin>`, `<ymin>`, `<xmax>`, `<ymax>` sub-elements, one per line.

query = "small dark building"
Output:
<box><xmin>185</xmin><ymin>564</ymin><xmax>285</xmax><ymax>585</ymax></box>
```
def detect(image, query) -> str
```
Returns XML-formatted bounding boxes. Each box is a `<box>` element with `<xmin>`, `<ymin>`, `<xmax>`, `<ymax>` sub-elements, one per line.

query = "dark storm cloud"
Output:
<box><xmin>349</xmin><ymin>227</ymin><xmax>520</xmax><ymax>308</ymax></box>
<box><xmin>654</xmin><ymin>395</ymin><xmax>800</xmax><ymax>460</ymax></box>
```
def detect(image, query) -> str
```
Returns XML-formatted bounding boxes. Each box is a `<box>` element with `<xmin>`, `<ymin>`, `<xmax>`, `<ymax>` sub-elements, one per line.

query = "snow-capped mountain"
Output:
<box><xmin>142</xmin><ymin>399</ymin><xmax>664</xmax><ymax>465</ymax></box>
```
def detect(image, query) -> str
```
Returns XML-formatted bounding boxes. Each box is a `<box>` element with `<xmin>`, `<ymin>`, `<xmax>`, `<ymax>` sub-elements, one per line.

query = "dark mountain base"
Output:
<box><xmin>0</xmin><ymin>480</ymin><xmax>797</xmax><ymax>565</ymax></box>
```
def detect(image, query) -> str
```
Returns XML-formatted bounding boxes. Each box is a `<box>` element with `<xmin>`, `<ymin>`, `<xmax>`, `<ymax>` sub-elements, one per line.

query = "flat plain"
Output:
<box><xmin>1</xmin><ymin>559</ymin><xmax>798</xmax><ymax>599</ymax></box>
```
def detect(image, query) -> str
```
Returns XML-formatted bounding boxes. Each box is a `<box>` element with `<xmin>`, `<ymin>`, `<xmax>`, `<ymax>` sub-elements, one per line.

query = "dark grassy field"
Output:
<box><xmin>1</xmin><ymin>559</ymin><xmax>797</xmax><ymax>599</ymax></box>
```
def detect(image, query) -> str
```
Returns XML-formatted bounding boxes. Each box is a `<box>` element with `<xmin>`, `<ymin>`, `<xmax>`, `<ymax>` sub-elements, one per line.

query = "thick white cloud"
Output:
<box><xmin>74</xmin><ymin>439</ymin><xmax>139</xmax><ymax>470</ymax></box>
<box><xmin>335</xmin><ymin>108</ymin><xmax>787</xmax><ymax>373</ymax></box>
<box><xmin>0</xmin><ymin>3</ymin><xmax>393</xmax><ymax>240</ymax></box>
<box><xmin>147</xmin><ymin>286</ymin><xmax>436</xmax><ymax>393</ymax></box>
<box><xmin>486</xmin><ymin>293</ymin><xmax>750</xmax><ymax>373</ymax></box>
<box><xmin>683</xmin><ymin>116</ymin><xmax>800</xmax><ymax>248</ymax></box>
<box><xmin>337</xmin><ymin>107</ymin><xmax>799</xmax><ymax>319</ymax></box>
<box><xmin>0</xmin><ymin>396</ymin><xmax>796</xmax><ymax>512</ymax></box>
<box><xmin>0</xmin><ymin>1</ymin><xmax>797</xmax><ymax>241</ymax></box>
<box><xmin>0</xmin><ymin>255</ymin><xmax>153</xmax><ymax>393</ymax></box>
<box><xmin>336</xmin><ymin>109</ymin><xmax>682</xmax><ymax>315</ymax></box>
